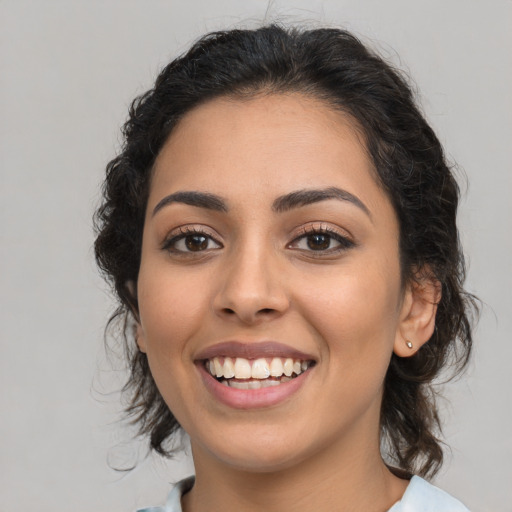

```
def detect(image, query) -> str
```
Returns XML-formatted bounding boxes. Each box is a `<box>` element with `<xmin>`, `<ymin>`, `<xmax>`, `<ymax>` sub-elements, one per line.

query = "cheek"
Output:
<box><xmin>296</xmin><ymin>267</ymin><xmax>402</xmax><ymax>429</ymax></box>
<box><xmin>137</xmin><ymin>266</ymin><xmax>208</xmax><ymax>359</ymax></box>
<box><xmin>136</xmin><ymin>268</ymin><xmax>209</xmax><ymax>423</ymax></box>
<box><xmin>297</xmin><ymin>262</ymin><xmax>402</xmax><ymax>362</ymax></box>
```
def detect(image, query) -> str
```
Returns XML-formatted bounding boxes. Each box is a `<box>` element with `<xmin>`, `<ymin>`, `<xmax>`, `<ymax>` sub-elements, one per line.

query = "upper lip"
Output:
<box><xmin>195</xmin><ymin>341</ymin><xmax>316</xmax><ymax>362</ymax></box>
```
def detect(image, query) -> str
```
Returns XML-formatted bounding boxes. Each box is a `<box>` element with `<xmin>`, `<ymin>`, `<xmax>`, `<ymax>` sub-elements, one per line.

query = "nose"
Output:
<box><xmin>213</xmin><ymin>242</ymin><xmax>289</xmax><ymax>325</ymax></box>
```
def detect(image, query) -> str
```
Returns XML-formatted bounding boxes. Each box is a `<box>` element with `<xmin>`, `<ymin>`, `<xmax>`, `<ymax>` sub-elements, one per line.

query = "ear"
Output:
<box><xmin>134</xmin><ymin>321</ymin><xmax>147</xmax><ymax>353</ymax></box>
<box><xmin>126</xmin><ymin>280</ymin><xmax>147</xmax><ymax>353</ymax></box>
<box><xmin>393</xmin><ymin>269</ymin><xmax>441</xmax><ymax>358</ymax></box>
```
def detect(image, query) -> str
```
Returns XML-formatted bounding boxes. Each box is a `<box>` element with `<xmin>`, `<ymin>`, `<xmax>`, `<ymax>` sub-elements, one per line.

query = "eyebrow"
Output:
<box><xmin>152</xmin><ymin>186</ymin><xmax>371</xmax><ymax>219</ymax></box>
<box><xmin>272</xmin><ymin>187</ymin><xmax>371</xmax><ymax>218</ymax></box>
<box><xmin>152</xmin><ymin>191</ymin><xmax>228</xmax><ymax>217</ymax></box>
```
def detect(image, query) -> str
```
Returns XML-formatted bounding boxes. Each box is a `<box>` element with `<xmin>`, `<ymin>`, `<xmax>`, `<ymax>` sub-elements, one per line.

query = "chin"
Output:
<box><xmin>192</xmin><ymin>423</ymin><xmax>320</xmax><ymax>474</ymax></box>
<box><xmin>216</xmin><ymin>447</ymin><xmax>309</xmax><ymax>474</ymax></box>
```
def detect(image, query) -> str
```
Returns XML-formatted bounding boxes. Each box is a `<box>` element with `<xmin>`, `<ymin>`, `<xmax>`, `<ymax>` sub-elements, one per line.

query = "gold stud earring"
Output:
<box><xmin>406</xmin><ymin>341</ymin><xmax>413</xmax><ymax>349</ymax></box>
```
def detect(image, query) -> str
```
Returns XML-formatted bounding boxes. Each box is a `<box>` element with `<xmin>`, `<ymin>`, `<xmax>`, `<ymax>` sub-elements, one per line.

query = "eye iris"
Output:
<box><xmin>307</xmin><ymin>233</ymin><xmax>330</xmax><ymax>250</ymax></box>
<box><xmin>185</xmin><ymin>235</ymin><xmax>208</xmax><ymax>251</ymax></box>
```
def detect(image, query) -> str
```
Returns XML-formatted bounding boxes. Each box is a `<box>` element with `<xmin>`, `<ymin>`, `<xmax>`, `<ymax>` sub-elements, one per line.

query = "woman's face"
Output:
<box><xmin>136</xmin><ymin>93</ymin><xmax>410</xmax><ymax>472</ymax></box>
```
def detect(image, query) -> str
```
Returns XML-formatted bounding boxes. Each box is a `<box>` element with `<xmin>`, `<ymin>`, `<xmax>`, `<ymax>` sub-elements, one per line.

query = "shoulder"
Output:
<box><xmin>389</xmin><ymin>476</ymin><xmax>470</xmax><ymax>512</ymax></box>
<box><xmin>136</xmin><ymin>476</ymin><xmax>195</xmax><ymax>512</ymax></box>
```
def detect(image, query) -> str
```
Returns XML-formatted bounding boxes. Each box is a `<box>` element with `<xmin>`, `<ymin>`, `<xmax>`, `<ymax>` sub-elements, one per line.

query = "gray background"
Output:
<box><xmin>1</xmin><ymin>1</ymin><xmax>511</xmax><ymax>511</ymax></box>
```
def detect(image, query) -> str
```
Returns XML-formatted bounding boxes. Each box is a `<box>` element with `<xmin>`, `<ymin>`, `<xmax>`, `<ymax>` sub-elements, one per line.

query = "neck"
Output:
<box><xmin>182</xmin><ymin>426</ymin><xmax>408</xmax><ymax>512</ymax></box>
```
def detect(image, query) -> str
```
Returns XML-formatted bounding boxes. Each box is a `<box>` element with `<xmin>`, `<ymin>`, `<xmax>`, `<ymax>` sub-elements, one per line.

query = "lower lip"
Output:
<box><xmin>197</xmin><ymin>363</ymin><xmax>312</xmax><ymax>409</ymax></box>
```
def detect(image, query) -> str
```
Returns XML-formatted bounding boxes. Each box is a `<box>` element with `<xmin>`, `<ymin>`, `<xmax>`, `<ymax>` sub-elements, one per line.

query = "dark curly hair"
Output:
<box><xmin>94</xmin><ymin>24</ymin><xmax>477</xmax><ymax>478</ymax></box>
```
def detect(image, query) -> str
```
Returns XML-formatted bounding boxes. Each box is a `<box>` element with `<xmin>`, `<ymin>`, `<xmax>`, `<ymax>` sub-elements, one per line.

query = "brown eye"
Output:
<box><xmin>164</xmin><ymin>230</ymin><xmax>222</xmax><ymax>254</ymax></box>
<box><xmin>185</xmin><ymin>235</ymin><xmax>209</xmax><ymax>251</ymax></box>
<box><xmin>307</xmin><ymin>233</ymin><xmax>331</xmax><ymax>251</ymax></box>
<box><xmin>288</xmin><ymin>228</ymin><xmax>355</xmax><ymax>254</ymax></box>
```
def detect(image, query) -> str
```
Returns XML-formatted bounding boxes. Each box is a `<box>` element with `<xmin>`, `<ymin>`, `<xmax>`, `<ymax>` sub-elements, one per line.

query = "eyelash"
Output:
<box><xmin>161</xmin><ymin>226</ymin><xmax>222</xmax><ymax>255</ymax></box>
<box><xmin>288</xmin><ymin>224</ymin><xmax>355</xmax><ymax>255</ymax></box>
<box><xmin>161</xmin><ymin>224</ymin><xmax>355</xmax><ymax>256</ymax></box>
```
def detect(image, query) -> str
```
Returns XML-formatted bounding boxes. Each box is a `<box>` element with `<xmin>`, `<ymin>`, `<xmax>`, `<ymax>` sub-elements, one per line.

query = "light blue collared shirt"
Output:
<box><xmin>137</xmin><ymin>475</ymin><xmax>470</xmax><ymax>511</ymax></box>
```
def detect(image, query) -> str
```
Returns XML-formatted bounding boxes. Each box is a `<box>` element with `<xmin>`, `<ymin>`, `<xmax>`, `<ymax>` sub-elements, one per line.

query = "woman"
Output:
<box><xmin>94</xmin><ymin>25</ymin><xmax>476</xmax><ymax>511</ymax></box>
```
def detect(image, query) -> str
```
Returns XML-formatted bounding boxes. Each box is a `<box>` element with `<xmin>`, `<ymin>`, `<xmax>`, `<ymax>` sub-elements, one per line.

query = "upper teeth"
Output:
<box><xmin>206</xmin><ymin>356</ymin><xmax>311</xmax><ymax>380</ymax></box>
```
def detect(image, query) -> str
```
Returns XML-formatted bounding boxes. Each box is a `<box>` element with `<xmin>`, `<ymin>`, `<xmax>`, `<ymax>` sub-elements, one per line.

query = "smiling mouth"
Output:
<box><xmin>204</xmin><ymin>356</ymin><xmax>315</xmax><ymax>389</ymax></box>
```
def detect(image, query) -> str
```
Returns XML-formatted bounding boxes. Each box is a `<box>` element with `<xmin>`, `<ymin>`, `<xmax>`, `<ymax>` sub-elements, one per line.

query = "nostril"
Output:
<box><xmin>260</xmin><ymin>308</ymin><xmax>275</xmax><ymax>315</ymax></box>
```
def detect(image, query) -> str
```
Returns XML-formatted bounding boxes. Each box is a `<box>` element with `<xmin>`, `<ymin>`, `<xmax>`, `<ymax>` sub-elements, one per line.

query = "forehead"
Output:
<box><xmin>150</xmin><ymin>93</ymin><xmax>388</xmax><ymax>215</ymax></box>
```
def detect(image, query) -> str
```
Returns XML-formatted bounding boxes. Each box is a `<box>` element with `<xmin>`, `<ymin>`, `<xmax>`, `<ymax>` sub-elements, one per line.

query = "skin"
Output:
<box><xmin>135</xmin><ymin>93</ymin><xmax>439</xmax><ymax>512</ymax></box>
